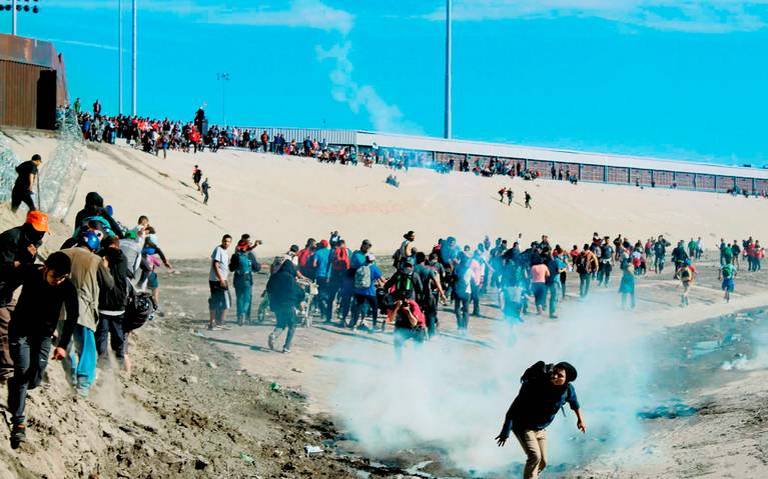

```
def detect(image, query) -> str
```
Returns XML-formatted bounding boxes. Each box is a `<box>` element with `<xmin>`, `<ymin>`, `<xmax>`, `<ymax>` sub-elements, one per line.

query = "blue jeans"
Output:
<box><xmin>234</xmin><ymin>278</ymin><xmax>253</xmax><ymax>320</ymax></box>
<box><xmin>67</xmin><ymin>326</ymin><xmax>97</xmax><ymax>392</ymax></box>
<box><xmin>454</xmin><ymin>295</ymin><xmax>469</xmax><ymax>330</ymax></box>
<box><xmin>579</xmin><ymin>273</ymin><xmax>591</xmax><ymax>297</ymax></box>
<box><xmin>547</xmin><ymin>283</ymin><xmax>559</xmax><ymax>317</ymax></box>
<box><xmin>8</xmin><ymin>335</ymin><xmax>51</xmax><ymax>425</ymax></box>
<box><xmin>350</xmin><ymin>294</ymin><xmax>378</xmax><ymax>329</ymax></box>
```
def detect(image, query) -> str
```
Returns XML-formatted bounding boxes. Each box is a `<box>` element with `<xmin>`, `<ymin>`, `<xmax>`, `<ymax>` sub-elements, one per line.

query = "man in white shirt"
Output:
<box><xmin>209</xmin><ymin>235</ymin><xmax>232</xmax><ymax>330</ymax></box>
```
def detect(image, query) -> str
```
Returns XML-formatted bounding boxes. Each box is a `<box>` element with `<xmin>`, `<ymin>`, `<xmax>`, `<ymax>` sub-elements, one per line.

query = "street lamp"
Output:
<box><xmin>2</xmin><ymin>0</ymin><xmax>41</xmax><ymax>35</ymax></box>
<box><xmin>445</xmin><ymin>0</ymin><xmax>452</xmax><ymax>140</ymax></box>
<box><xmin>131</xmin><ymin>0</ymin><xmax>137</xmax><ymax>116</ymax></box>
<box><xmin>217</xmin><ymin>73</ymin><xmax>230</xmax><ymax>126</ymax></box>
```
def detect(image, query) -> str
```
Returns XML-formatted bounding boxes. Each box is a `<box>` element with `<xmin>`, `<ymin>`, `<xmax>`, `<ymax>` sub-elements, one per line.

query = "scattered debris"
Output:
<box><xmin>181</xmin><ymin>375</ymin><xmax>199</xmax><ymax>384</ymax></box>
<box><xmin>638</xmin><ymin>403</ymin><xmax>698</xmax><ymax>420</ymax></box>
<box><xmin>304</xmin><ymin>445</ymin><xmax>324</xmax><ymax>455</ymax></box>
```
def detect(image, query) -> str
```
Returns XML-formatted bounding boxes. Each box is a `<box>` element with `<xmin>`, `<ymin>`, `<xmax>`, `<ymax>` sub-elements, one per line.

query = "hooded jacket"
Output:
<box><xmin>98</xmin><ymin>248</ymin><xmax>129</xmax><ymax>313</ymax></box>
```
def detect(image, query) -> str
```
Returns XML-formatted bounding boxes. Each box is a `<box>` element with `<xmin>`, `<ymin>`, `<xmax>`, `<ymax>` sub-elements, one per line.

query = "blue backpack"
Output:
<box><xmin>231</xmin><ymin>252</ymin><xmax>257</xmax><ymax>277</ymax></box>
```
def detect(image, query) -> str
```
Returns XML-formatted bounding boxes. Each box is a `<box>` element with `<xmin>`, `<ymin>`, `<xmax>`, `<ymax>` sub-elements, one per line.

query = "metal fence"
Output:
<box><xmin>233</xmin><ymin>126</ymin><xmax>357</xmax><ymax>146</ymax></box>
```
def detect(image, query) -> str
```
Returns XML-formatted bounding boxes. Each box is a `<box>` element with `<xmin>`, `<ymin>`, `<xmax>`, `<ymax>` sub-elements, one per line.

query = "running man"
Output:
<box><xmin>495</xmin><ymin>361</ymin><xmax>586</xmax><ymax>479</ymax></box>
<box><xmin>679</xmin><ymin>259</ymin><xmax>696</xmax><ymax>307</ymax></box>
<box><xmin>524</xmin><ymin>191</ymin><xmax>532</xmax><ymax>209</ymax></box>
<box><xmin>719</xmin><ymin>258</ymin><xmax>736</xmax><ymax>303</ymax></box>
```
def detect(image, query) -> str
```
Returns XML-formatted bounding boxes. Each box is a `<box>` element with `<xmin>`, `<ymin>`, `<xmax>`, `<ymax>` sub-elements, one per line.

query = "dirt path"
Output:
<box><xmin>160</xmin><ymin>253</ymin><xmax>768</xmax><ymax>478</ymax></box>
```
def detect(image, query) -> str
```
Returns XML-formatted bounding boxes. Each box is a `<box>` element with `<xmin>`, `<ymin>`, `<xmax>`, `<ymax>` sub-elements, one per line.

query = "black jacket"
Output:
<box><xmin>10</xmin><ymin>265</ymin><xmax>79</xmax><ymax>349</ymax></box>
<box><xmin>0</xmin><ymin>224</ymin><xmax>43</xmax><ymax>306</ymax></box>
<box><xmin>98</xmin><ymin>248</ymin><xmax>129</xmax><ymax>312</ymax></box>
<box><xmin>266</xmin><ymin>264</ymin><xmax>303</xmax><ymax>309</ymax></box>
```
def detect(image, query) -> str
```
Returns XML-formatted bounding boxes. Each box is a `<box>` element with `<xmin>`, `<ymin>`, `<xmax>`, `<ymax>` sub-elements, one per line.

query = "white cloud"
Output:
<box><xmin>211</xmin><ymin>0</ymin><xmax>354</xmax><ymax>35</ymax></box>
<box><xmin>316</xmin><ymin>43</ymin><xmax>424</xmax><ymax>134</ymax></box>
<box><xmin>425</xmin><ymin>0</ymin><xmax>768</xmax><ymax>33</ymax></box>
<box><xmin>45</xmin><ymin>0</ymin><xmax>352</xmax><ymax>34</ymax></box>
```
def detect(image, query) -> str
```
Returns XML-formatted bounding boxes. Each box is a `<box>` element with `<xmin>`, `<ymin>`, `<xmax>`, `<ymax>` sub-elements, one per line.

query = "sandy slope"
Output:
<box><xmin>4</xmin><ymin>128</ymin><xmax>768</xmax><ymax>259</ymax></box>
<box><xmin>3</xmin><ymin>128</ymin><xmax>768</xmax><ymax>478</ymax></box>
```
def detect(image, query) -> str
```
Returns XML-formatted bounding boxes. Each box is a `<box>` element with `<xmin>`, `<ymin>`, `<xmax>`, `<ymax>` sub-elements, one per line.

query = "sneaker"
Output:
<box><xmin>267</xmin><ymin>335</ymin><xmax>275</xmax><ymax>351</ymax></box>
<box><xmin>282</xmin><ymin>347</ymin><xmax>291</xmax><ymax>354</ymax></box>
<box><xmin>10</xmin><ymin>423</ymin><xmax>26</xmax><ymax>449</ymax></box>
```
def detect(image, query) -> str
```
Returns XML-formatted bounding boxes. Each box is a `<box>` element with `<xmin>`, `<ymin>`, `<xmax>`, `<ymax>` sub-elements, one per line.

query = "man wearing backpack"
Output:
<box><xmin>349</xmin><ymin>244</ymin><xmax>383</xmax><ymax>331</ymax></box>
<box><xmin>495</xmin><ymin>361</ymin><xmax>586</xmax><ymax>479</ymax></box>
<box><xmin>229</xmin><ymin>239</ymin><xmax>261</xmax><ymax>325</ymax></box>
<box><xmin>576</xmin><ymin>245</ymin><xmax>598</xmax><ymax>298</ymax></box>
<box><xmin>62</xmin><ymin>231</ymin><xmax>114</xmax><ymax>397</ymax></box>
<box><xmin>414</xmin><ymin>252</ymin><xmax>447</xmax><ymax>338</ymax></box>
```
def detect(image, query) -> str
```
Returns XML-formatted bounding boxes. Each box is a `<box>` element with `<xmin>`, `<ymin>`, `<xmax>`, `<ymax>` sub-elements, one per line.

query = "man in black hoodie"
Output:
<box><xmin>0</xmin><ymin>211</ymin><xmax>48</xmax><ymax>382</ymax></box>
<box><xmin>495</xmin><ymin>361</ymin><xmax>586</xmax><ymax>479</ymax></box>
<box><xmin>7</xmin><ymin>252</ymin><xmax>79</xmax><ymax>448</ymax></box>
<box><xmin>96</xmin><ymin>236</ymin><xmax>130</xmax><ymax>362</ymax></box>
<box><xmin>266</xmin><ymin>259</ymin><xmax>304</xmax><ymax>353</ymax></box>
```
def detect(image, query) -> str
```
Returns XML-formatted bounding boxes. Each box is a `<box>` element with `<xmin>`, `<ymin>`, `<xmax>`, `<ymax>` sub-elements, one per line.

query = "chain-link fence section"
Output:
<box><xmin>0</xmin><ymin>132</ymin><xmax>21</xmax><ymax>204</ymax></box>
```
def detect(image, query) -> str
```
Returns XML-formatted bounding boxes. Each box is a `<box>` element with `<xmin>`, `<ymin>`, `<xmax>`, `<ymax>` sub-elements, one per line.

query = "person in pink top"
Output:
<box><xmin>530</xmin><ymin>259</ymin><xmax>550</xmax><ymax>314</ymax></box>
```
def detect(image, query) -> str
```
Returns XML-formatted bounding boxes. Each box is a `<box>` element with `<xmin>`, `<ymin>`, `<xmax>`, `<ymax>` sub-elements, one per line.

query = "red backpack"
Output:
<box><xmin>331</xmin><ymin>247</ymin><xmax>350</xmax><ymax>271</ymax></box>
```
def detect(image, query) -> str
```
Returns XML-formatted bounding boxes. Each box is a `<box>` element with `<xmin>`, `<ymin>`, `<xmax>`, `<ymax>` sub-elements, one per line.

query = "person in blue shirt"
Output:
<box><xmin>312</xmin><ymin>240</ymin><xmax>332</xmax><ymax>321</ymax></box>
<box><xmin>495</xmin><ymin>361</ymin><xmax>586</xmax><ymax>479</ymax></box>
<box><xmin>348</xmin><ymin>241</ymin><xmax>383</xmax><ymax>331</ymax></box>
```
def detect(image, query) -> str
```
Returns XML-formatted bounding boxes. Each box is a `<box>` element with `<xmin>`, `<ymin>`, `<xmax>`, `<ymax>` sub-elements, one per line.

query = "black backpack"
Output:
<box><xmin>124</xmin><ymin>285</ymin><xmax>157</xmax><ymax>332</ymax></box>
<box><xmin>520</xmin><ymin>361</ymin><xmax>552</xmax><ymax>384</ymax></box>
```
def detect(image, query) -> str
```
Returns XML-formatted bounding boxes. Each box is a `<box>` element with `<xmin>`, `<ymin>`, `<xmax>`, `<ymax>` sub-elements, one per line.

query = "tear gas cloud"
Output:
<box><xmin>330</xmin><ymin>296</ymin><xmax>656</xmax><ymax>474</ymax></box>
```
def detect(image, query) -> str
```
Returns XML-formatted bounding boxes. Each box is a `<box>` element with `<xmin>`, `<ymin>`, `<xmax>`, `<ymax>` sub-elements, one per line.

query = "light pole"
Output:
<box><xmin>5</xmin><ymin>0</ymin><xmax>40</xmax><ymax>35</ymax></box>
<box><xmin>217</xmin><ymin>73</ymin><xmax>230</xmax><ymax>126</ymax></box>
<box><xmin>445</xmin><ymin>0</ymin><xmax>452</xmax><ymax>139</ymax></box>
<box><xmin>118</xmin><ymin>0</ymin><xmax>123</xmax><ymax>115</ymax></box>
<box><xmin>131</xmin><ymin>0</ymin><xmax>137</xmax><ymax>116</ymax></box>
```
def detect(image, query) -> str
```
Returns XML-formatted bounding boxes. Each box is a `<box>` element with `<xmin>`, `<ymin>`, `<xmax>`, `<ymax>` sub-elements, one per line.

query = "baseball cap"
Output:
<box><xmin>25</xmin><ymin>211</ymin><xmax>49</xmax><ymax>232</ymax></box>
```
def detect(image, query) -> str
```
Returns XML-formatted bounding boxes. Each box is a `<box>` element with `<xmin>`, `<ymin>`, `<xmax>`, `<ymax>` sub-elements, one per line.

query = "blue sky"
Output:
<box><xmin>4</xmin><ymin>0</ymin><xmax>768</xmax><ymax>165</ymax></box>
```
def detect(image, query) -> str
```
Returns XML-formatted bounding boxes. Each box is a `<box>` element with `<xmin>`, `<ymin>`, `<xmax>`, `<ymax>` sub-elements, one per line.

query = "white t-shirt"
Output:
<box><xmin>209</xmin><ymin>245</ymin><xmax>229</xmax><ymax>282</ymax></box>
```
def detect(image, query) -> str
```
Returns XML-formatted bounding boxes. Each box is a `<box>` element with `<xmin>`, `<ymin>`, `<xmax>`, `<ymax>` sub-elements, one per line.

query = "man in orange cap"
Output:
<box><xmin>0</xmin><ymin>211</ymin><xmax>49</xmax><ymax>381</ymax></box>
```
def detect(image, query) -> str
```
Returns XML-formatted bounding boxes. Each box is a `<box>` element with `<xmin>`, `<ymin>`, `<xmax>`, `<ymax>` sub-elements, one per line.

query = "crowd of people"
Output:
<box><xmin>2</xmin><ymin>157</ymin><xmax>168</xmax><ymax>449</ymax></box>
<box><xmin>203</xmin><ymin>224</ymin><xmax>764</xmax><ymax>359</ymax></box>
<box><xmin>199</xmin><ymin>225</ymin><xmax>765</xmax><ymax>479</ymax></box>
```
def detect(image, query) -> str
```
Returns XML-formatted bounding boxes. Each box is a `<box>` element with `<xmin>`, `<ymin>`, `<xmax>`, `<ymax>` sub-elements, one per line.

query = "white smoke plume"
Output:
<box><xmin>329</xmin><ymin>295</ymin><xmax>654</xmax><ymax>474</ymax></box>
